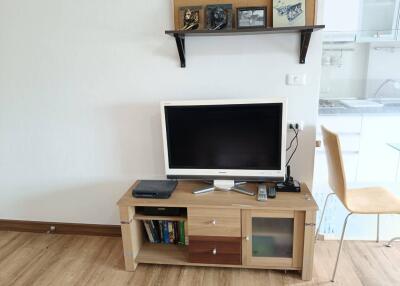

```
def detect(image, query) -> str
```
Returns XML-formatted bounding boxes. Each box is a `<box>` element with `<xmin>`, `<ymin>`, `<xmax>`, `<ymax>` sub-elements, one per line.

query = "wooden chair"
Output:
<box><xmin>315</xmin><ymin>125</ymin><xmax>400</xmax><ymax>282</ymax></box>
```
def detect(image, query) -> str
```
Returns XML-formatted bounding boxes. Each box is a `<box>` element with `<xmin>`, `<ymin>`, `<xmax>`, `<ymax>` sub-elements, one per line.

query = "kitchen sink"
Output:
<box><xmin>339</xmin><ymin>99</ymin><xmax>384</xmax><ymax>108</ymax></box>
<box><xmin>320</xmin><ymin>98</ymin><xmax>400</xmax><ymax>110</ymax></box>
<box><xmin>338</xmin><ymin>98</ymin><xmax>400</xmax><ymax>108</ymax></box>
<box><xmin>372</xmin><ymin>98</ymin><xmax>400</xmax><ymax>106</ymax></box>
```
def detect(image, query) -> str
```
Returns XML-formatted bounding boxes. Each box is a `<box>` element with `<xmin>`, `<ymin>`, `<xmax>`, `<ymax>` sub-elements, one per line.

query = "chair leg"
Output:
<box><xmin>315</xmin><ymin>192</ymin><xmax>335</xmax><ymax>241</ymax></box>
<box><xmin>385</xmin><ymin>237</ymin><xmax>400</xmax><ymax>247</ymax></box>
<box><xmin>376</xmin><ymin>214</ymin><xmax>380</xmax><ymax>243</ymax></box>
<box><xmin>331</xmin><ymin>212</ymin><xmax>353</xmax><ymax>282</ymax></box>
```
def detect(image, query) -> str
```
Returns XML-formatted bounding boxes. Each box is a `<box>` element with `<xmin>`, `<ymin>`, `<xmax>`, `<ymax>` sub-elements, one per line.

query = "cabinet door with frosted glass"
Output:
<box><xmin>242</xmin><ymin>210</ymin><xmax>305</xmax><ymax>269</ymax></box>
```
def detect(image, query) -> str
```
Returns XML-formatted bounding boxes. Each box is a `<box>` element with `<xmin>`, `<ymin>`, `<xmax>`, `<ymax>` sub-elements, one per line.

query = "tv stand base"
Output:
<box><xmin>192</xmin><ymin>180</ymin><xmax>255</xmax><ymax>196</ymax></box>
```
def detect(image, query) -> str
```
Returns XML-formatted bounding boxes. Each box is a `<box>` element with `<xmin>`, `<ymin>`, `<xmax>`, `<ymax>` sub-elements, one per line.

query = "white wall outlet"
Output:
<box><xmin>286</xmin><ymin>74</ymin><xmax>307</xmax><ymax>86</ymax></box>
<box><xmin>48</xmin><ymin>225</ymin><xmax>56</xmax><ymax>234</ymax></box>
<box><xmin>288</xmin><ymin>121</ymin><xmax>304</xmax><ymax>131</ymax></box>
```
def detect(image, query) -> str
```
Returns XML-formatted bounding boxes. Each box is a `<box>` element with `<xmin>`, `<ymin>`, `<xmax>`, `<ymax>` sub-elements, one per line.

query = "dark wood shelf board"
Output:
<box><xmin>165</xmin><ymin>25</ymin><xmax>325</xmax><ymax>67</ymax></box>
<box><xmin>165</xmin><ymin>25</ymin><xmax>325</xmax><ymax>37</ymax></box>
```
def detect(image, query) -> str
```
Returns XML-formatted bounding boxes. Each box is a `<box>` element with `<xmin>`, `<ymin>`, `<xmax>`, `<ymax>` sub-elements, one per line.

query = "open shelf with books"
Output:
<box><xmin>141</xmin><ymin>219</ymin><xmax>188</xmax><ymax>245</ymax></box>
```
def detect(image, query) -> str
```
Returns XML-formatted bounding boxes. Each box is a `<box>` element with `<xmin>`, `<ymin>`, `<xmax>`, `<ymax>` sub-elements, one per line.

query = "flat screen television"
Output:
<box><xmin>160</xmin><ymin>98</ymin><xmax>287</xmax><ymax>186</ymax></box>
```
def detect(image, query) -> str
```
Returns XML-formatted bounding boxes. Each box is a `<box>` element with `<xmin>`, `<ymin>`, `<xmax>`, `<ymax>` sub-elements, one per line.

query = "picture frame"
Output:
<box><xmin>273</xmin><ymin>0</ymin><xmax>306</xmax><ymax>27</ymax></box>
<box><xmin>179</xmin><ymin>6</ymin><xmax>202</xmax><ymax>31</ymax></box>
<box><xmin>236</xmin><ymin>7</ymin><xmax>267</xmax><ymax>29</ymax></box>
<box><xmin>205</xmin><ymin>4</ymin><xmax>233</xmax><ymax>31</ymax></box>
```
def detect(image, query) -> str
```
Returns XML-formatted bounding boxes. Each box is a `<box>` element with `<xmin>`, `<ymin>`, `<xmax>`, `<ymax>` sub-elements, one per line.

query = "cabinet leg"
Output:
<box><xmin>119</xmin><ymin>206</ymin><xmax>143</xmax><ymax>271</ymax></box>
<box><xmin>302</xmin><ymin>210</ymin><xmax>316</xmax><ymax>281</ymax></box>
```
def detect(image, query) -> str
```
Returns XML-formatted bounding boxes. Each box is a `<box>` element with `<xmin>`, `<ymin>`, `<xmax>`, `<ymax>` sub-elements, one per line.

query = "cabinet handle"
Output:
<box><xmin>245</xmin><ymin>236</ymin><xmax>250</xmax><ymax>241</ymax></box>
<box><xmin>210</xmin><ymin>219</ymin><xmax>216</xmax><ymax>225</ymax></box>
<box><xmin>212</xmin><ymin>248</ymin><xmax>217</xmax><ymax>255</ymax></box>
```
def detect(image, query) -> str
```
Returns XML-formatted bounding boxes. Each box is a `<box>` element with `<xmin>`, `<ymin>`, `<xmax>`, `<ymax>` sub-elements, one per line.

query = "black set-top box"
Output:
<box><xmin>132</xmin><ymin>180</ymin><xmax>178</xmax><ymax>199</ymax></box>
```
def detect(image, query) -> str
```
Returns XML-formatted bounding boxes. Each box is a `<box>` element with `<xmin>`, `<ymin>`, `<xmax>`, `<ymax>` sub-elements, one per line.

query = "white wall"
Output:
<box><xmin>323</xmin><ymin>0</ymin><xmax>360</xmax><ymax>32</ymax></box>
<box><xmin>0</xmin><ymin>0</ymin><xmax>323</xmax><ymax>224</ymax></box>
<box><xmin>365</xmin><ymin>42</ymin><xmax>400</xmax><ymax>98</ymax></box>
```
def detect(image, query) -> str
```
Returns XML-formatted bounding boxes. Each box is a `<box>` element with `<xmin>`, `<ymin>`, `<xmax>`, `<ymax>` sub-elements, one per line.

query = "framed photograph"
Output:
<box><xmin>237</xmin><ymin>7</ymin><xmax>267</xmax><ymax>29</ymax></box>
<box><xmin>206</xmin><ymin>4</ymin><xmax>233</xmax><ymax>31</ymax></box>
<box><xmin>273</xmin><ymin>0</ymin><xmax>305</xmax><ymax>27</ymax></box>
<box><xmin>179</xmin><ymin>6</ymin><xmax>202</xmax><ymax>31</ymax></box>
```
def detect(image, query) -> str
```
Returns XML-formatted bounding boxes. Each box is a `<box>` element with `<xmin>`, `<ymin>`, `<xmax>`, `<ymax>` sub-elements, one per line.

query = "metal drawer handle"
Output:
<box><xmin>245</xmin><ymin>236</ymin><xmax>250</xmax><ymax>241</ymax></box>
<box><xmin>212</xmin><ymin>248</ymin><xmax>217</xmax><ymax>255</ymax></box>
<box><xmin>210</xmin><ymin>219</ymin><xmax>216</xmax><ymax>225</ymax></box>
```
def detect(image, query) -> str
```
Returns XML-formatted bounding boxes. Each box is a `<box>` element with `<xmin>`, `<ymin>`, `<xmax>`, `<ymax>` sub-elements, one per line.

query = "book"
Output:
<box><xmin>153</xmin><ymin>220</ymin><xmax>160</xmax><ymax>242</ymax></box>
<box><xmin>173</xmin><ymin>222</ymin><xmax>179</xmax><ymax>244</ymax></box>
<box><xmin>143</xmin><ymin>221</ymin><xmax>154</xmax><ymax>243</ymax></box>
<box><xmin>163</xmin><ymin>221</ymin><xmax>169</xmax><ymax>244</ymax></box>
<box><xmin>168</xmin><ymin>221</ymin><xmax>174</xmax><ymax>243</ymax></box>
<box><xmin>179</xmin><ymin>221</ymin><xmax>185</xmax><ymax>245</ymax></box>
<box><xmin>158</xmin><ymin>220</ymin><xmax>163</xmax><ymax>242</ymax></box>
<box><xmin>150</xmin><ymin>221</ymin><xmax>160</xmax><ymax>243</ymax></box>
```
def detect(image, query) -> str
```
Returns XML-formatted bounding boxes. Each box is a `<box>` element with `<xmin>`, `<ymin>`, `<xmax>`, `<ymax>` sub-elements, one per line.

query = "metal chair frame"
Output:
<box><xmin>315</xmin><ymin>192</ymin><xmax>392</xmax><ymax>282</ymax></box>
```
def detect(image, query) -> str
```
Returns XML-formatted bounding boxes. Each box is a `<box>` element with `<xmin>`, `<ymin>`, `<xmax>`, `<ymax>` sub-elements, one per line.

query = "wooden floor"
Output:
<box><xmin>1</xmin><ymin>231</ymin><xmax>400</xmax><ymax>286</ymax></box>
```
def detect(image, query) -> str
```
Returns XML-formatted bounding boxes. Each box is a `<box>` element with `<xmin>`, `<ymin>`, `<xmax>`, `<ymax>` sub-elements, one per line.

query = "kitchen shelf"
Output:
<box><xmin>165</xmin><ymin>25</ymin><xmax>325</xmax><ymax>67</ymax></box>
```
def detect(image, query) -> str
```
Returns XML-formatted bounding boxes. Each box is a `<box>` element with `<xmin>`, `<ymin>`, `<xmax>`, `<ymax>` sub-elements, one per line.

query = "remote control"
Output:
<box><xmin>267</xmin><ymin>186</ymin><xmax>277</xmax><ymax>199</ymax></box>
<box><xmin>257</xmin><ymin>184</ymin><xmax>267</xmax><ymax>201</ymax></box>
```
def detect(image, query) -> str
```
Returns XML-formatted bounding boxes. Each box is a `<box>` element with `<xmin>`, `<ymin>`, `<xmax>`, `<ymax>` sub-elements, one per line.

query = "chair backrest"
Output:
<box><xmin>321</xmin><ymin>125</ymin><xmax>347</xmax><ymax>205</ymax></box>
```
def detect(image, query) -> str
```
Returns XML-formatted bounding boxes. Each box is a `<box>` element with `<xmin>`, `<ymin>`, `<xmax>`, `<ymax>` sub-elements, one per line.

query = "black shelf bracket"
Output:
<box><xmin>299</xmin><ymin>29</ymin><xmax>313</xmax><ymax>64</ymax></box>
<box><xmin>174</xmin><ymin>33</ymin><xmax>186</xmax><ymax>68</ymax></box>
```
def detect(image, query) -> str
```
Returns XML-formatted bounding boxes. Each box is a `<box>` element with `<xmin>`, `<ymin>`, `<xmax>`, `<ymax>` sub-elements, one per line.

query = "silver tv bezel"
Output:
<box><xmin>160</xmin><ymin>98</ymin><xmax>288</xmax><ymax>181</ymax></box>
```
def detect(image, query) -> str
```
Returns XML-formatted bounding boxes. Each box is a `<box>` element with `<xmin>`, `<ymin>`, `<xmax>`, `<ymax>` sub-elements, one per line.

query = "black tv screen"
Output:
<box><xmin>164</xmin><ymin>103</ymin><xmax>283</xmax><ymax>170</ymax></box>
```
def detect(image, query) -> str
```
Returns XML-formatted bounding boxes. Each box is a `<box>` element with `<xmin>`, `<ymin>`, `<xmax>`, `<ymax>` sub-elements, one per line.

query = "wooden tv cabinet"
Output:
<box><xmin>117</xmin><ymin>181</ymin><xmax>318</xmax><ymax>281</ymax></box>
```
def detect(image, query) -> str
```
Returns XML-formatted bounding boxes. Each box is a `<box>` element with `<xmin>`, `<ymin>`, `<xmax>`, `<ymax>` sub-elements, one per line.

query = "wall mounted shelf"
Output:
<box><xmin>165</xmin><ymin>25</ymin><xmax>325</xmax><ymax>68</ymax></box>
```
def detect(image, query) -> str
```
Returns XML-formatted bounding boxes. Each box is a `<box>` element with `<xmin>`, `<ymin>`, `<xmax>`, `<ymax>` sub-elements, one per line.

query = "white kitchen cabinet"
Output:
<box><xmin>358</xmin><ymin>0</ymin><xmax>400</xmax><ymax>42</ymax></box>
<box><xmin>323</xmin><ymin>0</ymin><xmax>361</xmax><ymax>42</ymax></box>
<box><xmin>356</xmin><ymin>116</ymin><xmax>400</xmax><ymax>182</ymax></box>
<box><xmin>315</xmin><ymin>114</ymin><xmax>400</xmax><ymax>184</ymax></box>
<box><xmin>324</xmin><ymin>0</ymin><xmax>362</xmax><ymax>32</ymax></box>
<box><xmin>314</xmin><ymin>114</ymin><xmax>400</xmax><ymax>239</ymax></box>
<box><xmin>323</xmin><ymin>0</ymin><xmax>400</xmax><ymax>43</ymax></box>
<box><xmin>314</xmin><ymin>116</ymin><xmax>362</xmax><ymax>187</ymax></box>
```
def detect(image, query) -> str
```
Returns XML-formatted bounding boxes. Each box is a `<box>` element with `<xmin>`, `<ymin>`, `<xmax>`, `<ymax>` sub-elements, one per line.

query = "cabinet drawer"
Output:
<box><xmin>188</xmin><ymin>236</ymin><xmax>241</xmax><ymax>265</ymax></box>
<box><xmin>188</xmin><ymin>208</ymin><xmax>241</xmax><ymax>237</ymax></box>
